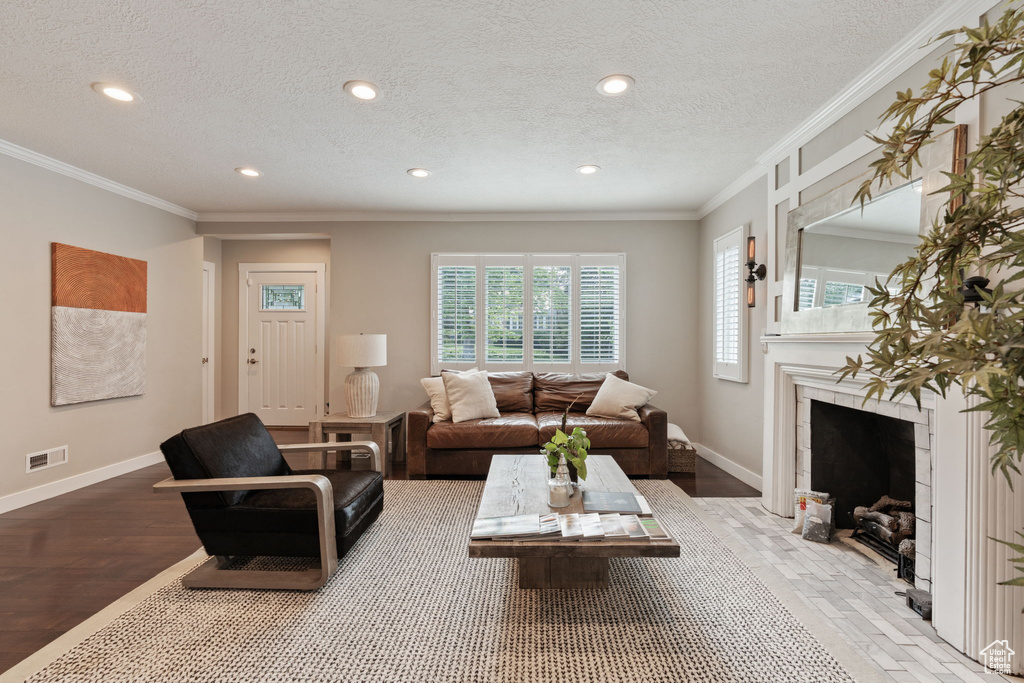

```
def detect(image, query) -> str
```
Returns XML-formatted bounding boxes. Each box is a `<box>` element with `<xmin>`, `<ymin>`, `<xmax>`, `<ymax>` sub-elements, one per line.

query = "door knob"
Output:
<box><xmin>248</xmin><ymin>358</ymin><xmax>259</xmax><ymax>364</ymax></box>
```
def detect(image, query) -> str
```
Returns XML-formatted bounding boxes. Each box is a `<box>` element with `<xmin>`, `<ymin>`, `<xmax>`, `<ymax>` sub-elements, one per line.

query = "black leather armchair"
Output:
<box><xmin>156</xmin><ymin>413</ymin><xmax>384</xmax><ymax>590</ymax></box>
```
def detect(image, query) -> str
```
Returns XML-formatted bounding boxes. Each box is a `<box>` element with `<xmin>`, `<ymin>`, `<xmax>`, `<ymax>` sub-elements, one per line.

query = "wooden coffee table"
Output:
<box><xmin>469</xmin><ymin>454</ymin><xmax>680</xmax><ymax>589</ymax></box>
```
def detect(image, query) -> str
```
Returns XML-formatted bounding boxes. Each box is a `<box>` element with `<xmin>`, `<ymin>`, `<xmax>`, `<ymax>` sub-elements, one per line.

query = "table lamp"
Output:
<box><xmin>336</xmin><ymin>334</ymin><xmax>387</xmax><ymax>417</ymax></box>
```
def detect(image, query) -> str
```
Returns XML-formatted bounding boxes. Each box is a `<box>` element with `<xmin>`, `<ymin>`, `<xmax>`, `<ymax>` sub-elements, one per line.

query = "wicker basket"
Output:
<box><xmin>668</xmin><ymin>444</ymin><xmax>697</xmax><ymax>473</ymax></box>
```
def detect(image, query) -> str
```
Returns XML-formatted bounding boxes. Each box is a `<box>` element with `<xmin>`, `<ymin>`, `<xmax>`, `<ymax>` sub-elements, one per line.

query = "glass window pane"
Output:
<box><xmin>261</xmin><ymin>284</ymin><xmax>305</xmax><ymax>310</ymax></box>
<box><xmin>485</xmin><ymin>266</ymin><xmax>524</xmax><ymax>362</ymax></box>
<box><xmin>437</xmin><ymin>265</ymin><xmax>477</xmax><ymax>362</ymax></box>
<box><xmin>532</xmin><ymin>265</ymin><xmax>571</xmax><ymax>363</ymax></box>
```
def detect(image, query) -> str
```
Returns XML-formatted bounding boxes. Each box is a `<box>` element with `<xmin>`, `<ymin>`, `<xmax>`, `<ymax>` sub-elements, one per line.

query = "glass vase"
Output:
<box><xmin>548</xmin><ymin>454</ymin><xmax>572</xmax><ymax>508</ymax></box>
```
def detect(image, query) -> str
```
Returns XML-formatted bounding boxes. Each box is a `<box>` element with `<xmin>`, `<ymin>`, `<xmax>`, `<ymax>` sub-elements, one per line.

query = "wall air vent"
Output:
<box><xmin>26</xmin><ymin>446</ymin><xmax>68</xmax><ymax>473</ymax></box>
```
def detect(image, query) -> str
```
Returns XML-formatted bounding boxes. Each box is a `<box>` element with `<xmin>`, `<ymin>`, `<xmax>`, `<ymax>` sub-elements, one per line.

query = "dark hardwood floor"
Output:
<box><xmin>0</xmin><ymin>430</ymin><xmax>756</xmax><ymax>673</ymax></box>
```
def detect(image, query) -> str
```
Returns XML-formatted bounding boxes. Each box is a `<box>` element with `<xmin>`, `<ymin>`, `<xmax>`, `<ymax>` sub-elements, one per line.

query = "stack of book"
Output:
<box><xmin>471</xmin><ymin>511</ymin><xmax>670</xmax><ymax>542</ymax></box>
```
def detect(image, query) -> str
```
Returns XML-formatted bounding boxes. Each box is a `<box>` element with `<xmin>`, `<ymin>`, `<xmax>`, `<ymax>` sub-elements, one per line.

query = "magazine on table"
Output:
<box><xmin>598</xmin><ymin>513</ymin><xmax>629</xmax><ymax>540</ymax></box>
<box><xmin>471</xmin><ymin>513</ymin><xmax>541</xmax><ymax>539</ymax></box>
<box><xmin>582</xmin><ymin>490</ymin><xmax>642</xmax><ymax>514</ymax></box>
<box><xmin>578</xmin><ymin>513</ymin><xmax>606</xmax><ymax>541</ymax></box>
<box><xmin>639</xmin><ymin>517</ymin><xmax>670</xmax><ymax>540</ymax></box>
<box><xmin>619</xmin><ymin>514</ymin><xmax>651</xmax><ymax>540</ymax></box>
<box><xmin>558</xmin><ymin>513</ymin><xmax>584</xmax><ymax>541</ymax></box>
<box><xmin>633</xmin><ymin>495</ymin><xmax>654</xmax><ymax>516</ymax></box>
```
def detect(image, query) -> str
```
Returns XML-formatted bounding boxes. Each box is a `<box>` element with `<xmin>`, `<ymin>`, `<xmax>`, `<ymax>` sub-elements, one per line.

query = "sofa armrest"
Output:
<box><xmin>639</xmin><ymin>403</ymin><xmax>668</xmax><ymax>479</ymax></box>
<box><xmin>406</xmin><ymin>401</ymin><xmax>434</xmax><ymax>479</ymax></box>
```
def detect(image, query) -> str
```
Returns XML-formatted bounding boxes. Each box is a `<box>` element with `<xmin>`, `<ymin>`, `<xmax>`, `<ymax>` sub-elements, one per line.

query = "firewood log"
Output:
<box><xmin>869</xmin><ymin>495</ymin><xmax>912</xmax><ymax>514</ymax></box>
<box><xmin>898</xmin><ymin>539</ymin><xmax>916</xmax><ymax>559</ymax></box>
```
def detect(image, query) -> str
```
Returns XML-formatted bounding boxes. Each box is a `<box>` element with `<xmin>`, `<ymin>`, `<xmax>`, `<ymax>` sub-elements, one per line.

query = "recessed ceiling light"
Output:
<box><xmin>91</xmin><ymin>82</ymin><xmax>138</xmax><ymax>102</ymax></box>
<box><xmin>407</xmin><ymin>168</ymin><xmax>431</xmax><ymax>178</ymax></box>
<box><xmin>596</xmin><ymin>74</ymin><xmax>634</xmax><ymax>96</ymax></box>
<box><xmin>576</xmin><ymin>165</ymin><xmax>600</xmax><ymax>175</ymax></box>
<box><xmin>235</xmin><ymin>167</ymin><xmax>261</xmax><ymax>177</ymax></box>
<box><xmin>344</xmin><ymin>80</ymin><xmax>380</xmax><ymax>101</ymax></box>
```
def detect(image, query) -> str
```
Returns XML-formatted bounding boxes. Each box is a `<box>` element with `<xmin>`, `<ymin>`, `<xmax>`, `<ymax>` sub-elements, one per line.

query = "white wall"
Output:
<box><xmin>696</xmin><ymin>177</ymin><xmax>768</xmax><ymax>484</ymax></box>
<box><xmin>199</xmin><ymin>220</ymin><xmax>700</xmax><ymax>436</ymax></box>
<box><xmin>0</xmin><ymin>153</ymin><xmax>201</xmax><ymax>502</ymax></box>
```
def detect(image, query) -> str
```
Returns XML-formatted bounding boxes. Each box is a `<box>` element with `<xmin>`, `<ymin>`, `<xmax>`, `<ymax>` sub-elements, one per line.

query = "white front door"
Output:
<box><xmin>202</xmin><ymin>261</ymin><xmax>216</xmax><ymax>424</ymax></box>
<box><xmin>239</xmin><ymin>264</ymin><xmax>325</xmax><ymax>426</ymax></box>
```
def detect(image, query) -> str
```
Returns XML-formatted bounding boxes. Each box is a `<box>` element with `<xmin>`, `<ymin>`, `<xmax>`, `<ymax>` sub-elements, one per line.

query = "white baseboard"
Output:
<box><xmin>691</xmin><ymin>443</ymin><xmax>763</xmax><ymax>492</ymax></box>
<box><xmin>0</xmin><ymin>451</ymin><xmax>164</xmax><ymax>514</ymax></box>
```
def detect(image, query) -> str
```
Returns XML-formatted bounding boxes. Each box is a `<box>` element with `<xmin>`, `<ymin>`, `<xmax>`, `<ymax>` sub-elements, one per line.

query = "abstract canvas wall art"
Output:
<box><xmin>51</xmin><ymin>243</ymin><xmax>147</xmax><ymax>406</ymax></box>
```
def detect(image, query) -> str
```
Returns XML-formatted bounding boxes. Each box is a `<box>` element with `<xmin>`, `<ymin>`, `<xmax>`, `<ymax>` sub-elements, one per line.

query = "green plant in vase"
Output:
<box><xmin>542</xmin><ymin>396</ymin><xmax>590</xmax><ymax>481</ymax></box>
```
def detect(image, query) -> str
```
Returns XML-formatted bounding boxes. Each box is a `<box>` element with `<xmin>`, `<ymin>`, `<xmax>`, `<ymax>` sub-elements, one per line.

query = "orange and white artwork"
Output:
<box><xmin>51</xmin><ymin>243</ymin><xmax>148</xmax><ymax>406</ymax></box>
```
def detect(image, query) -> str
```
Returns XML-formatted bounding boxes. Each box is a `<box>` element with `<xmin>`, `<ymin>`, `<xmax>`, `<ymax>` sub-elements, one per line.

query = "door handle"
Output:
<box><xmin>247</xmin><ymin>358</ymin><xmax>259</xmax><ymax>364</ymax></box>
<box><xmin>202</xmin><ymin>357</ymin><xmax>209</xmax><ymax>364</ymax></box>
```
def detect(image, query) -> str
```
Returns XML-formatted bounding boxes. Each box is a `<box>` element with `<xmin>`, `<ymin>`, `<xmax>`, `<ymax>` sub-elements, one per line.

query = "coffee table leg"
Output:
<box><xmin>517</xmin><ymin>557</ymin><xmax>609</xmax><ymax>589</ymax></box>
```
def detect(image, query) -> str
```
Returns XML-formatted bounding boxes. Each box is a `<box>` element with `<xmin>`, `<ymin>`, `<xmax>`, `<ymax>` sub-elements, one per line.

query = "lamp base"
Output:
<box><xmin>344</xmin><ymin>367</ymin><xmax>379</xmax><ymax>418</ymax></box>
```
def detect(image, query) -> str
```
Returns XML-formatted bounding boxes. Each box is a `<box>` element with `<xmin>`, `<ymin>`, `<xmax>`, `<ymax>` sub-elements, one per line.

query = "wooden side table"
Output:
<box><xmin>307</xmin><ymin>411</ymin><xmax>406</xmax><ymax>477</ymax></box>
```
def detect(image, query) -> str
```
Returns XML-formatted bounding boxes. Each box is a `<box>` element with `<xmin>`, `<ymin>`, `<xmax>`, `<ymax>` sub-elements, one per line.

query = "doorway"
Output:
<box><xmin>237</xmin><ymin>263</ymin><xmax>326</xmax><ymax>426</ymax></box>
<box><xmin>202</xmin><ymin>261</ymin><xmax>216</xmax><ymax>424</ymax></box>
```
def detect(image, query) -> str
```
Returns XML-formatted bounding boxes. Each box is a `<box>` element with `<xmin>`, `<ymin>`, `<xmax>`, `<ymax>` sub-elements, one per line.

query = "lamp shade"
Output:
<box><xmin>336</xmin><ymin>334</ymin><xmax>387</xmax><ymax>368</ymax></box>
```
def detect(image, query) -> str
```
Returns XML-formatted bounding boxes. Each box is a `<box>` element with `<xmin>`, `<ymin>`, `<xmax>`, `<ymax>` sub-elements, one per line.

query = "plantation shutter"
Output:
<box><xmin>580</xmin><ymin>258</ymin><xmax>621</xmax><ymax>364</ymax></box>
<box><xmin>531</xmin><ymin>256</ymin><xmax>572</xmax><ymax>364</ymax></box>
<box><xmin>431</xmin><ymin>253</ymin><xmax>624</xmax><ymax>373</ymax></box>
<box><xmin>484</xmin><ymin>260</ymin><xmax>525</xmax><ymax>363</ymax></box>
<box><xmin>713</xmin><ymin>227</ymin><xmax>746</xmax><ymax>382</ymax></box>
<box><xmin>435</xmin><ymin>260</ymin><xmax>477</xmax><ymax>365</ymax></box>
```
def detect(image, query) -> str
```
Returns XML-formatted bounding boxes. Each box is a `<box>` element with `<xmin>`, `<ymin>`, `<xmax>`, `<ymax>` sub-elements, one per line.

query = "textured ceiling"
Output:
<box><xmin>0</xmin><ymin>0</ymin><xmax>940</xmax><ymax>215</ymax></box>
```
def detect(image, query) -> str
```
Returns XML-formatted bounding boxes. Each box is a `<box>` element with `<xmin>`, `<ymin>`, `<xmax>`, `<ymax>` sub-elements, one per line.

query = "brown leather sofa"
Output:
<box><xmin>407</xmin><ymin>371</ymin><xmax>667</xmax><ymax>479</ymax></box>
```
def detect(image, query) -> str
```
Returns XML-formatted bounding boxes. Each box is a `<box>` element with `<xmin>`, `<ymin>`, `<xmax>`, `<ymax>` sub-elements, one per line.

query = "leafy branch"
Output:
<box><xmin>837</xmin><ymin>6</ymin><xmax>1024</xmax><ymax>593</ymax></box>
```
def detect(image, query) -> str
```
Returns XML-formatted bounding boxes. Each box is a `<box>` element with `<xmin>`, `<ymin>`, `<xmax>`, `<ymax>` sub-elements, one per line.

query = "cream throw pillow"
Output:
<box><xmin>586</xmin><ymin>373</ymin><xmax>657</xmax><ymax>422</ymax></box>
<box><xmin>420</xmin><ymin>368</ymin><xmax>478</xmax><ymax>423</ymax></box>
<box><xmin>442</xmin><ymin>371</ymin><xmax>500</xmax><ymax>423</ymax></box>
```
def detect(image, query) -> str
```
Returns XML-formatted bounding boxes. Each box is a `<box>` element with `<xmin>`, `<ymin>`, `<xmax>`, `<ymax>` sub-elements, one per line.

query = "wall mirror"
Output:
<box><xmin>781</xmin><ymin>125</ymin><xmax>965</xmax><ymax>335</ymax></box>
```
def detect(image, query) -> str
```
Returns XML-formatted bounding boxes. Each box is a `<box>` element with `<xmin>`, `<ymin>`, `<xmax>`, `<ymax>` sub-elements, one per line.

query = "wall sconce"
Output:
<box><xmin>745</xmin><ymin>236</ymin><xmax>767</xmax><ymax>308</ymax></box>
<box><xmin>960</xmin><ymin>275</ymin><xmax>992</xmax><ymax>306</ymax></box>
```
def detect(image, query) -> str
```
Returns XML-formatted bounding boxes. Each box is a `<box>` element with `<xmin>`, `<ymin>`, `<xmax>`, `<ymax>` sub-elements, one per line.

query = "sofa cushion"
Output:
<box><xmin>427</xmin><ymin>413</ymin><xmax>539</xmax><ymax>449</ymax></box>
<box><xmin>533</xmin><ymin>370</ymin><xmax>629</xmax><ymax>413</ymax></box>
<box><xmin>587</xmin><ymin>373</ymin><xmax>657</xmax><ymax>422</ymax></box>
<box><xmin>421</xmin><ymin>368</ymin><xmax>481</xmax><ymax>423</ymax></box>
<box><xmin>487</xmin><ymin>371</ymin><xmax>534</xmax><ymax>413</ymax></box>
<box><xmin>536</xmin><ymin>411</ymin><xmax>649</xmax><ymax>448</ymax></box>
<box><xmin>443</xmin><ymin>371</ymin><xmax>500</xmax><ymax>422</ymax></box>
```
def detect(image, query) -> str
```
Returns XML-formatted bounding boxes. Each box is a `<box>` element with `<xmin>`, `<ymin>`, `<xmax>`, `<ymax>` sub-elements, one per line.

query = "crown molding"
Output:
<box><xmin>0</xmin><ymin>138</ymin><xmax>198</xmax><ymax>221</ymax></box>
<box><xmin>698</xmin><ymin>0</ymin><xmax>998</xmax><ymax>220</ymax></box>
<box><xmin>196</xmin><ymin>210</ymin><xmax>701</xmax><ymax>223</ymax></box>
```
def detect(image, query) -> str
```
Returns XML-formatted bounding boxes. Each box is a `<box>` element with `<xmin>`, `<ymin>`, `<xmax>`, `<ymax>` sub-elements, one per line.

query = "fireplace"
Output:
<box><xmin>809</xmin><ymin>400</ymin><xmax>916</xmax><ymax>529</ymax></box>
<box><xmin>793</xmin><ymin>383</ymin><xmax>934</xmax><ymax>591</ymax></box>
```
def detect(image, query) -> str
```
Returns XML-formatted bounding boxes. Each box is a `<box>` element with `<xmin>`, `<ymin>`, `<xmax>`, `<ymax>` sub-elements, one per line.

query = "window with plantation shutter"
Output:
<box><xmin>713</xmin><ymin>227</ymin><xmax>747</xmax><ymax>382</ymax></box>
<box><xmin>532</xmin><ymin>263</ymin><xmax>571</xmax><ymax>363</ymax></box>
<box><xmin>580</xmin><ymin>263</ymin><xmax>620</xmax><ymax>363</ymax></box>
<box><xmin>436</xmin><ymin>262</ymin><xmax>477</xmax><ymax>363</ymax></box>
<box><xmin>431</xmin><ymin>254</ymin><xmax>624</xmax><ymax>374</ymax></box>
<box><xmin>485</xmin><ymin>265</ymin><xmax>524</xmax><ymax>362</ymax></box>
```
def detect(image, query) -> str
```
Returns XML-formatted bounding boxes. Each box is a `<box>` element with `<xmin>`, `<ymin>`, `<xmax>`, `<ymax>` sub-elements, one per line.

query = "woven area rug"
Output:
<box><xmin>13</xmin><ymin>480</ymin><xmax>883</xmax><ymax>683</ymax></box>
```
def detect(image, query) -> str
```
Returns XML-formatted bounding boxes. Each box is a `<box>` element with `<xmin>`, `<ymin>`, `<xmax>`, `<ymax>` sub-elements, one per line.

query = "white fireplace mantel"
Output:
<box><xmin>761</xmin><ymin>333</ymin><xmax>1023</xmax><ymax>675</ymax></box>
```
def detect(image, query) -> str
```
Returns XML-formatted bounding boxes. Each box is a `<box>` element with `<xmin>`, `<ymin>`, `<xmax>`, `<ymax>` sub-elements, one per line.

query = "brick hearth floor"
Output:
<box><xmin>695</xmin><ymin>497</ymin><xmax>1014</xmax><ymax>682</ymax></box>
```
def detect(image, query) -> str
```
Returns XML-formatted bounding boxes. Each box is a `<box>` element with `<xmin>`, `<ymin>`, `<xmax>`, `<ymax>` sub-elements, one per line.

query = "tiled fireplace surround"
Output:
<box><xmin>762</xmin><ymin>337</ymin><xmax>1023</xmax><ymax>675</ymax></box>
<box><xmin>794</xmin><ymin>382</ymin><xmax>935</xmax><ymax>591</ymax></box>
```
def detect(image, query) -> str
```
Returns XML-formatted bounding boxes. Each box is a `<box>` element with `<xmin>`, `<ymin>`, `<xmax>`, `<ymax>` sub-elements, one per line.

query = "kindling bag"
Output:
<box><xmin>791</xmin><ymin>489</ymin><xmax>829</xmax><ymax>534</ymax></box>
<box><xmin>801</xmin><ymin>500</ymin><xmax>833</xmax><ymax>544</ymax></box>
